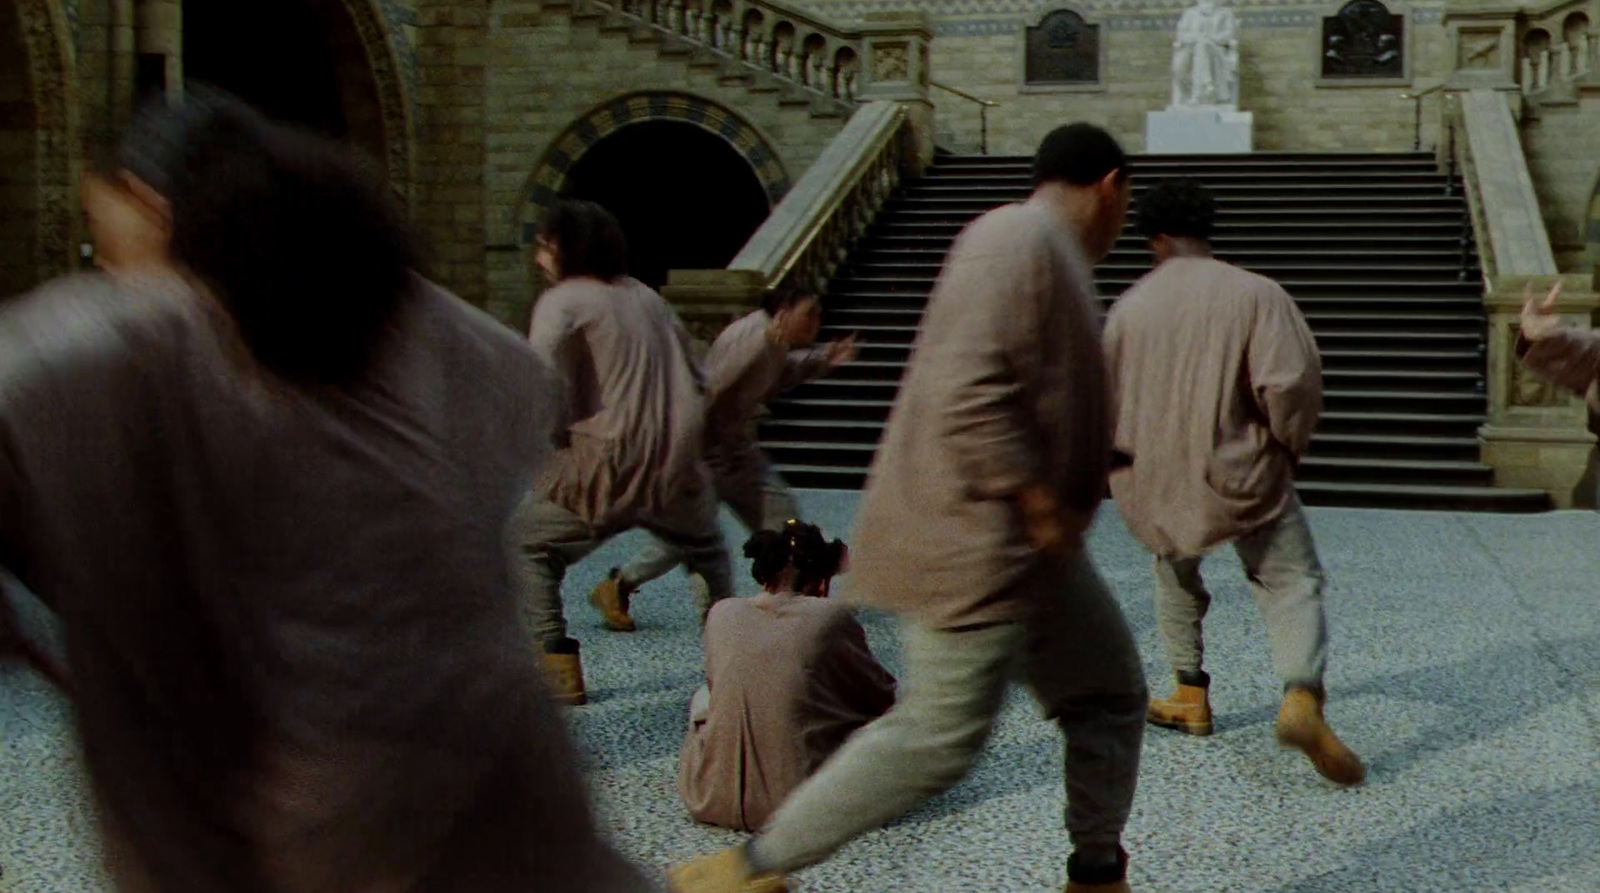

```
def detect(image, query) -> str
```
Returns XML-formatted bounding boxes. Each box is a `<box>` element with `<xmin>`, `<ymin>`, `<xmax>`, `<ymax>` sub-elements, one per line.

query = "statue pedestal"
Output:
<box><xmin>1146</xmin><ymin>106</ymin><xmax>1253</xmax><ymax>154</ymax></box>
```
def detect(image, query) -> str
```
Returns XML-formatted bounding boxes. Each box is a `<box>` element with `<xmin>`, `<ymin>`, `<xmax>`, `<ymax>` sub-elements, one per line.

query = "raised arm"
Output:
<box><xmin>1248</xmin><ymin>284</ymin><xmax>1323</xmax><ymax>460</ymax></box>
<box><xmin>1518</xmin><ymin>284</ymin><xmax>1600</xmax><ymax>407</ymax></box>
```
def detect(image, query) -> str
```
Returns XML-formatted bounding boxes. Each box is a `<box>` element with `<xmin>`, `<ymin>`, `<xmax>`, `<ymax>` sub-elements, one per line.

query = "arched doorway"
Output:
<box><xmin>560</xmin><ymin>120</ymin><xmax>771</xmax><ymax>291</ymax></box>
<box><xmin>0</xmin><ymin>0</ymin><xmax>73</xmax><ymax>300</ymax></box>
<box><xmin>182</xmin><ymin>0</ymin><xmax>412</xmax><ymax>206</ymax></box>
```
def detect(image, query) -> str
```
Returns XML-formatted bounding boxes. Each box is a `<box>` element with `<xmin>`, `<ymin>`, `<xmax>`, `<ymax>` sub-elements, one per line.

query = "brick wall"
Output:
<box><xmin>478</xmin><ymin>1</ymin><xmax>849</xmax><ymax>328</ymax></box>
<box><xmin>801</xmin><ymin>0</ymin><xmax>1449</xmax><ymax>155</ymax></box>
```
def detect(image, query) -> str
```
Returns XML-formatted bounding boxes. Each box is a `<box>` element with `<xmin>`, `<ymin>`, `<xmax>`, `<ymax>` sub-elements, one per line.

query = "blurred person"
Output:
<box><xmin>1104</xmin><ymin>178</ymin><xmax>1364</xmax><ymax>786</ymax></box>
<box><xmin>679</xmin><ymin>520</ymin><xmax>895</xmax><ymax>832</ymax></box>
<box><xmin>594</xmin><ymin>283</ymin><xmax>857</xmax><ymax>631</ymax></box>
<box><xmin>0</xmin><ymin>89</ymin><xmax>655</xmax><ymax>893</ymax></box>
<box><xmin>670</xmin><ymin>122</ymin><xmax>1148</xmax><ymax>893</ymax></box>
<box><xmin>517</xmin><ymin>199</ymin><xmax>733</xmax><ymax>706</ymax></box>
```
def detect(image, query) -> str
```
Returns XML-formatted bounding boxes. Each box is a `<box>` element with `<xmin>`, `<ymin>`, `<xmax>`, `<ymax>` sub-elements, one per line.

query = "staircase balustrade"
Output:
<box><xmin>590</xmin><ymin>0</ymin><xmax>867</xmax><ymax>105</ymax></box>
<box><xmin>1520</xmin><ymin>27</ymin><xmax>1595</xmax><ymax>96</ymax></box>
<box><xmin>661</xmin><ymin>102</ymin><xmax>914</xmax><ymax>345</ymax></box>
<box><xmin>1446</xmin><ymin>88</ymin><xmax>1600</xmax><ymax>507</ymax></box>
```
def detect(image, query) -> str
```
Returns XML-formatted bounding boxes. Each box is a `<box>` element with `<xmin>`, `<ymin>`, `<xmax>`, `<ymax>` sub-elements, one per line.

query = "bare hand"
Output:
<box><xmin>824</xmin><ymin>334</ymin><xmax>858</xmax><ymax>368</ymax></box>
<box><xmin>1520</xmin><ymin>281</ymin><xmax>1564</xmax><ymax>342</ymax></box>
<box><xmin>1018</xmin><ymin>485</ymin><xmax>1089</xmax><ymax>556</ymax></box>
<box><xmin>767</xmin><ymin>308</ymin><xmax>793</xmax><ymax>344</ymax></box>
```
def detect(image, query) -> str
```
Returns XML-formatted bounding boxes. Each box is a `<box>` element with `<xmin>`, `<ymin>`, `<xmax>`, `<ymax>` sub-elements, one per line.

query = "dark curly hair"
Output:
<box><xmin>114</xmin><ymin>85</ymin><xmax>421</xmax><ymax>386</ymax></box>
<box><xmin>535</xmin><ymin>199</ymin><xmax>630</xmax><ymax>282</ymax></box>
<box><xmin>743</xmin><ymin>520</ymin><xmax>846</xmax><ymax>591</ymax></box>
<box><xmin>1135</xmin><ymin>178</ymin><xmax>1216</xmax><ymax>242</ymax></box>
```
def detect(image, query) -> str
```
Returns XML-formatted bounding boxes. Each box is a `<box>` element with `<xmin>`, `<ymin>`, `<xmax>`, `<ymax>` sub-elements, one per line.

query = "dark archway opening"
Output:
<box><xmin>182</xmin><ymin>0</ymin><xmax>388</xmax><ymax>180</ymax></box>
<box><xmin>562</xmin><ymin>120</ymin><xmax>771</xmax><ymax>291</ymax></box>
<box><xmin>0</xmin><ymin>0</ymin><xmax>39</xmax><ymax>299</ymax></box>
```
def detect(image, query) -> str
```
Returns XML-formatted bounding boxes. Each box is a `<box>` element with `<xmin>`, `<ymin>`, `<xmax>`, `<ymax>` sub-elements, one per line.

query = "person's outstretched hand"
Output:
<box><xmin>1521</xmin><ymin>281</ymin><xmax>1564</xmax><ymax>342</ymax></box>
<box><xmin>824</xmin><ymin>334</ymin><xmax>859</xmax><ymax>368</ymax></box>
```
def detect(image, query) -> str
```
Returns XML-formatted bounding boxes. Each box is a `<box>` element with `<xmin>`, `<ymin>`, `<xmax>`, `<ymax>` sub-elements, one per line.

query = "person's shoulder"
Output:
<box><xmin>0</xmin><ymin>273</ymin><xmax>203</xmax><ymax>375</ymax></box>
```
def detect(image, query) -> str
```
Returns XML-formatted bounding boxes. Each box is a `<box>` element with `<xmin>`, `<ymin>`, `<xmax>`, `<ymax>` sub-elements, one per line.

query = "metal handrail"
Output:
<box><xmin>1400</xmin><ymin>82</ymin><xmax>1446</xmax><ymax>151</ymax></box>
<box><xmin>931</xmin><ymin>80</ymin><xmax>997</xmax><ymax>155</ymax></box>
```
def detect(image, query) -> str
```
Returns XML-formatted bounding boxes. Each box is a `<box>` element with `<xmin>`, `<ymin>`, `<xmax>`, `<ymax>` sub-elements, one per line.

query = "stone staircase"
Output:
<box><xmin>760</xmin><ymin>152</ymin><xmax>1554</xmax><ymax>513</ymax></box>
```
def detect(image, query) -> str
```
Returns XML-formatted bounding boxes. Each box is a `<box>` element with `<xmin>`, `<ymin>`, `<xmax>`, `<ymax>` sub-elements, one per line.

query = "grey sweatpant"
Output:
<box><xmin>513</xmin><ymin>484</ymin><xmax>733</xmax><ymax>646</ymax></box>
<box><xmin>618</xmin><ymin>465</ymin><xmax>798</xmax><ymax>589</ymax></box>
<box><xmin>748</xmin><ymin>553</ymin><xmax>1148</xmax><ymax>873</ymax></box>
<box><xmin>1154</xmin><ymin>498</ymin><xmax>1328</xmax><ymax>689</ymax></box>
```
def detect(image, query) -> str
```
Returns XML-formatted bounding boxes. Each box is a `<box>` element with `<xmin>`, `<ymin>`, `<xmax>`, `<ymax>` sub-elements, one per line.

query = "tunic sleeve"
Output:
<box><xmin>1248</xmin><ymin>284</ymin><xmax>1323</xmax><ymax>458</ymax></box>
<box><xmin>931</xmin><ymin>241</ymin><xmax>1048</xmax><ymax>500</ymax></box>
<box><xmin>775</xmin><ymin>348</ymin><xmax>830</xmax><ymax>394</ymax></box>
<box><xmin>1519</xmin><ymin>328</ymin><xmax>1600</xmax><ymax>408</ymax></box>
<box><xmin>819</xmin><ymin>613</ymin><xmax>896</xmax><ymax>719</ymax></box>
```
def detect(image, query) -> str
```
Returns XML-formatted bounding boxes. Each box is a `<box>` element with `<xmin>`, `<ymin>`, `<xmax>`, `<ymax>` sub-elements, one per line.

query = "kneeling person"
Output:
<box><xmin>679</xmin><ymin>521</ymin><xmax>895</xmax><ymax>832</ymax></box>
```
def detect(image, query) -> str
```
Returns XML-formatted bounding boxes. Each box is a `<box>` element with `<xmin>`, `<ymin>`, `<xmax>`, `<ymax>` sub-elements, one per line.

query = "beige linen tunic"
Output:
<box><xmin>0</xmin><ymin>272</ymin><xmax>653</xmax><ymax>893</ymax></box>
<box><xmin>528</xmin><ymin>275</ymin><xmax>707</xmax><ymax>531</ymax></box>
<box><xmin>678</xmin><ymin>593</ymin><xmax>895</xmax><ymax>831</ymax></box>
<box><xmin>1104</xmin><ymin>256</ymin><xmax>1322</xmax><ymax>558</ymax></box>
<box><xmin>701</xmin><ymin>309</ymin><xmax>829</xmax><ymax>492</ymax></box>
<box><xmin>845</xmin><ymin>196</ymin><xmax>1112</xmax><ymax>629</ymax></box>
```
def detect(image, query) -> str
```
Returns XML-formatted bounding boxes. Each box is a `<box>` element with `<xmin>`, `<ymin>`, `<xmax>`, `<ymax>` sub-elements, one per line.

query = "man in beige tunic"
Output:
<box><xmin>0</xmin><ymin>92</ymin><xmax>655</xmax><ymax>893</ymax></box>
<box><xmin>1103</xmin><ymin>179</ymin><xmax>1364</xmax><ymax>786</ymax></box>
<box><xmin>518</xmin><ymin>199</ymin><xmax>733</xmax><ymax>706</ymax></box>
<box><xmin>593</xmin><ymin>285</ymin><xmax>857</xmax><ymax>631</ymax></box>
<box><xmin>679</xmin><ymin>521</ymin><xmax>895</xmax><ymax>832</ymax></box>
<box><xmin>670</xmin><ymin>123</ymin><xmax>1148</xmax><ymax>893</ymax></box>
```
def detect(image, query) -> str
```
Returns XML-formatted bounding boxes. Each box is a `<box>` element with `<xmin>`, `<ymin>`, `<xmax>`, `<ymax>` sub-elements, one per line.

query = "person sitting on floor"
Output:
<box><xmin>679</xmin><ymin>520</ymin><xmax>896</xmax><ymax>832</ymax></box>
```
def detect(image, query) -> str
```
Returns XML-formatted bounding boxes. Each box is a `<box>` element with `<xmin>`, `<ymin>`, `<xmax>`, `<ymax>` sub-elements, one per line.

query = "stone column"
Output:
<box><xmin>1479</xmin><ymin>273</ymin><xmax>1600</xmax><ymax>508</ymax></box>
<box><xmin>854</xmin><ymin>11</ymin><xmax>934</xmax><ymax>175</ymax></box>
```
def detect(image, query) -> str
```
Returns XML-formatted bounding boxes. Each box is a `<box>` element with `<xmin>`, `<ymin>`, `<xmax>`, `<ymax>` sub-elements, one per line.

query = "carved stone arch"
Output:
<box><xmin>325</xmin><ymin>0</ymin><xmax>416</xmax><ymax>211</ymax></box>
<box><xmin>9</xmin><ymin>0</ymin><xmax>77</xmax><ymax>291</ymax></box>
<box><xmin>516</xmin><ymin>91</ymin><xmax>790</xmax><ymax>247</ymax></box>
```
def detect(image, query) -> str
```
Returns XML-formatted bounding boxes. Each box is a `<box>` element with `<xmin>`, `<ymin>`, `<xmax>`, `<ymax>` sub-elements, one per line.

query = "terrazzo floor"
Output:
<box><xmin>6</xmin><ymin>492</ymin><xmax>1600</xmax><ymax>892</ymax></box>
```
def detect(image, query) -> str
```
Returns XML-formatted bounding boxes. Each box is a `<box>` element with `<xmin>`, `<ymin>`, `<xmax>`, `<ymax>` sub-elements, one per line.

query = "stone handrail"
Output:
<box><xmin>589</xmin><ymin>0</ymin><xmax>871</xmax><ymax>105</ymax></box>
<box><xmin>662</xmin><ymin>101</ymin><xmax>914</xmax><ymax>345</ymax></box>
<box><xmin>1446</xmin><ymin>87</ymin><xmax>1600</xmax><ymax>507</ymax></box>
<box><xmin>1453</xmin><ymin>89</ymin><xmax>1558</xmax><ymax>278</ymax></box>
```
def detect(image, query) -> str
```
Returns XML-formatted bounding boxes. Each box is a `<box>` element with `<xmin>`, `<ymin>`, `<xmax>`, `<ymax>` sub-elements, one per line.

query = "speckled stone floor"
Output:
<box><xmin>6</xmin><ymin>493</ymin><xmax>1600</xmax><ymax>892</ymax></box>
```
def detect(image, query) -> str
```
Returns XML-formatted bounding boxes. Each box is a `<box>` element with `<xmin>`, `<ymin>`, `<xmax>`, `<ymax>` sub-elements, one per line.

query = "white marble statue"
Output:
<box><xmin>1171</xmin><ymin>0</ymin><xmax>1240</xmax><ymax>108</ymax></box>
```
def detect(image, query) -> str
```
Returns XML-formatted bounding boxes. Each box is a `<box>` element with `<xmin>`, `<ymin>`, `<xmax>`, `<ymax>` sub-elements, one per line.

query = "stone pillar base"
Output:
<box><xmin>1479</xmin><ymin>424</ymin><xmax>1598</xmax><ymax>508</ymax></box>
<box><xmin>661</xmin><ymin>269</ymin><xmax>766</xmax><ymax>357</ymax></box>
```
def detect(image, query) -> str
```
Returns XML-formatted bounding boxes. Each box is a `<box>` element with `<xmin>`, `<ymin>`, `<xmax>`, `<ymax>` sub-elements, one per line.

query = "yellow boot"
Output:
<box><xmin>1146</xmin><ymin>671</ymin><xmax>1213</xmax><ymax>736</ymax></box>
<box><xmin>540</xmin><ymin>638</ymin><xmax>587</xmax><ymax>707</ymax></box>
<box><xmin>1277</xmin><ymin>687</ymin><xmax>1365</xmax><ymax>786</ymax></box>
<box><xmin>669</xmin><ymin>848</ymin><xmax>787</xmax><ymax>893</ymax></box>
<box><xmin>589</xmin><ymin>569</ymin><xmax>637</xmax><ymax>632</ymax></box>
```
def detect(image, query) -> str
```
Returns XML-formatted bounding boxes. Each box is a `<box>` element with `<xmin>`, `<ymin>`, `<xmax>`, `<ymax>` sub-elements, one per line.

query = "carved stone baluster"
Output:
<box><xmin>1522</xmin><ymin>55</ymin><xmax>1535</xmax><ymax>91</ymax></box>
<box><xmin>808</xmin><ymin>54</ymin><xmax>825</xmax><ymax>88</ymax></box>
<box><xmin>787</xmin><ymin>49</ymin><xmax>803</xmax><ymax>81</ymax></box>
<box><xmin>718</xmin><ymin>20</ymin><xmax>734</xmax><ymax>51</ymax></box>
<box><xmin>670</xmin><ymin>1</ymin><xmax>686</xmax><ymax>33</ymax></box>
<box><xmin>685</xmin><ymin>7</ymin><xmax>700</xmax><ymax>39</ymax></box>
<box><xmin>699</xmin><ymin>10</ymin><xmax>715</xmax><ymax>44</ymax></box>
<box><xmin>1558</xmin><ymin>42</ymin><xmax>1573</xmax><ymax>80</ymax></box>
<box><xmin>1539</xmin><ymin>49</ymin><xmax>1552</xmax><ymax>88</ymax></box>
<box><xmin>841</xmin><ymin>69</ymin><xmax>857</xmax><ymax>101</ymax></box>
<box><xmin>1580</xmin><ymin>32</ymin><xmax>1592</xmax><ymax>74</ymax></box>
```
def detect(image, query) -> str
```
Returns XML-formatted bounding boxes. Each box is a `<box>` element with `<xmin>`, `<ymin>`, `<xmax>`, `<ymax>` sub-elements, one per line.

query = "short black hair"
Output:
<box><xmin>536</xmin><ymin>199</ymin><xmax>629</xmax><ymax>282</ymax></box>
<box><xmin>1032</xmin><ymin>122</ymin><xmax>1129</xmax><ymax>189</ymax></box>
<box><xmin>760</xmin><ymin>279</ymin><xmax>819</xmax><ymax>316</ymax></box>
<box><xmin>1136</xmin><ymin>178</ymin><xmax>1216</xmax><ymax>242</ymax></box>
<box><xmin>117</xmin><ymin>86</ymin><xmax>420</xmax><ymax>386</ymax></box>
<box><xmin>743</xmin><ymin>520</ymin><xmax>846</xmax><ymax>591</ymax></box>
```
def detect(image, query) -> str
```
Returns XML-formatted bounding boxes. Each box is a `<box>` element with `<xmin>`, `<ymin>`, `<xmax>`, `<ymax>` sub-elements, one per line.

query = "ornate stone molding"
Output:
<box><xmin>18</xmin><ymin>0</ymin><xmax>77</xmax><ymax>286</ymax></box>
<box><xmin>517</xmin><ymin>91</ymin><xmax>791</xmax><ymax>247</ymax></box>
<box><xmin>337</xmin><ymin>0</ymin><xmax>417</xmax><ymax>212</ymax></box>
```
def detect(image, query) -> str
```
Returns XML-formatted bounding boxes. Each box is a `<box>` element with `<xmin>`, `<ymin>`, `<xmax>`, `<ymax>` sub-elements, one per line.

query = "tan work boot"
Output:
<box><xmin>669</xmin><ymin>848</ymin><xmax>787</xmax><ymax>893</ymax></box>
<box><xmin>541</xmin><ymin>638</ymin><xmax>587</xmax><ymax>706</ymax></box>
<box><xmin>1146</xmin><ymin>671</ymin><xmax>1213</xmax><ymax>736</ymax></box>
<box><xmin>1276</xmin><ymin>687</ymin><xmax>1365</xmax><ymax>786</ymax></box>
<box><xmin>589</xmin><ymin>569</ymin><xmax>636</xmax><ymax>632</ymax></box>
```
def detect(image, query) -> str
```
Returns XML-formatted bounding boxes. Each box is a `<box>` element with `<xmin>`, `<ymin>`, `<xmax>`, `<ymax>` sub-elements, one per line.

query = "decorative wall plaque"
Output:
<box><xmin>1457</xmin><ymin>27</ymin><xmax>1504</xmax><ymax>69</ymax></box>
<box><xmin>874</xmin><ymin>42</ymin><xmax>910</xmax><ymax>81</ymax></box>
<box><xmin>1025</xmin><ymin>9</ymin><xmax>1101</xmax><ymax>85</ymax></box>
<box><xmin>1321</xmin><ymin>0</ymin><xmax>1404</xmax><ymax>79</ymax></box>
